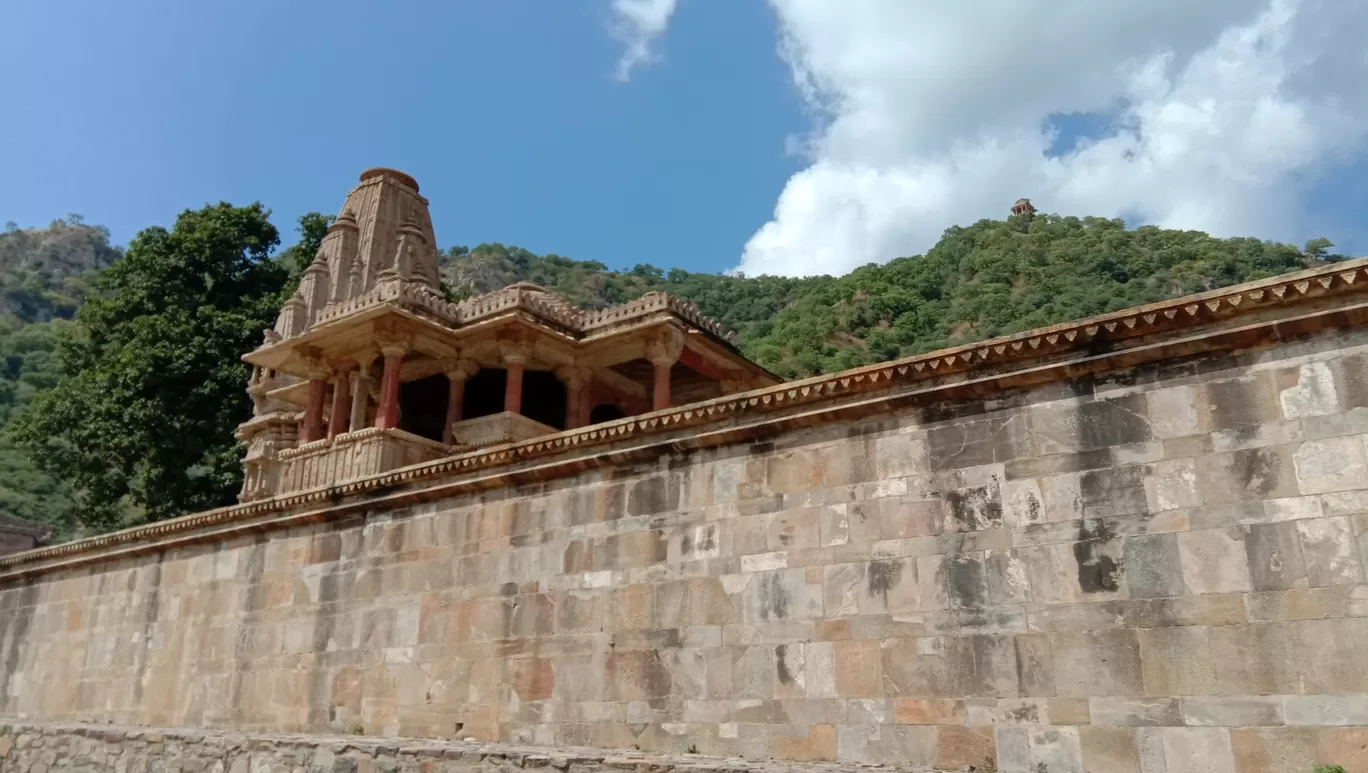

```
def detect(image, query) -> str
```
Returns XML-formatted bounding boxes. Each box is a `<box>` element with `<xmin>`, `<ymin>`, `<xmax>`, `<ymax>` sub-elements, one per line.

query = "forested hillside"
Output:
<box><xmin>439</xmin><ymin>214</ymin><xmax>1341</xmax><ymax>376</ymax></box>
<box><xmin>0</xmin><ymin>206</ymin><xmax>1347</xmax><ymax>539</ymax></box>
<box><xmin>0</xmin><ymin>218</ymin><xmax>122</xmax><ymax>537</ymax></box>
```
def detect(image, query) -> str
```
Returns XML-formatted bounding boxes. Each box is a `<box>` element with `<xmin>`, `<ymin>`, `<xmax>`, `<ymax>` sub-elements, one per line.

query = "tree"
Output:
<box><xmin>1305</xmin><ymin>237</ymin><xmax>1335</xmax><ymax>261</ymax></box>
<box><xmin>276</xmin><ymin>211</ymin><xmax>334</xmax><ymax>294</ymax></box>
<box><xmin>14</xmin><ymin>202</ymin><xmax>287</xmax><ymax>530</ymax></box>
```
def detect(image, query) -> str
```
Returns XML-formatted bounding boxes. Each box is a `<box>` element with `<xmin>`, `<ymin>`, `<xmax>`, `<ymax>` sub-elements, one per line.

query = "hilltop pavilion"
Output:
<box><xmin>235</xmin><ymin>168</ymin><xmax>780</xmax><ymax>501</ymax></box>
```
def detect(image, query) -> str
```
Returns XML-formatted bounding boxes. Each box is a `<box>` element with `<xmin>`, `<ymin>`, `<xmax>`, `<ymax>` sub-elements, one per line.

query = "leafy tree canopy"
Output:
<box><xmin>14</xmin><ymin>203</ymin><xmax>287</xmax><ymax>530</ymax></box>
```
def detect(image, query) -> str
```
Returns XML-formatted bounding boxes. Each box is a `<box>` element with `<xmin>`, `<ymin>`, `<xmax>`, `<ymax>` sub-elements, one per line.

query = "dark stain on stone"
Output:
<box><xmin>305</xmin><ymin>521</ymin><xmax>357</xmax><ymax>730</ymax></box>
<box><xmin>867</xmin><ymin>559</ymin><xmax>903</xmax><ymax>605</ymax></box>
<box><xmin>0</xmin><ymin>582</ymin><xmax>39</xmax><ymax>710</ymax></box>
<box><xmin>1204</xmin><ymin>378</ymin><xmax>1267</xmax><ymax>433</ymax></box>
<box><xmin>629</xmin><ymin>475</ymin><xmax>681</xmax><ymax>517</ymax></box>
<box><xmin>759</xmin><ymin>572</ymin><xmax>789</xmax><ymax>621</ymax></box>
<box><xmin>226</xmin><ymin>534</ymin><xmax>271</xmax><ymax>726</ymax></box>
<box><xmin>749</xmin><ymin>441</ymin><xmax>775</xmax><ymax>456</ymax></box>
<box><xmin>943</xmin><ymin>555</ymin><xmax>987</xmax><ymax>612</ymax></box>
<box><xmin>1234</xmin><ymin>447</ymin><xmax>1279</xmax><ymax>496</ymax></box>
<box><xmin>697</xmin><ymin>527</ymin><xmax>717</xmax><ymax>554</ymax></box>
<box><xmin>1078</xmin><ymin>394</ymin><xmax>1152</xmax><ymax>450</ymax></box>
<box><xmin>944</xmin><ymin>486</ymin><xmax>1003</xmax><ymax>531</ymax></box>
<box><xmin>386</xmin><ymin>521</ymin><xmax>408</xmax><ymax>554</ymax></box>
<box><xmin>1079</xmin><ymin>467</ymin><xmax>1149</xmax><ymax>519</ymax></box>
<box><xmin>1006</xmin><ymin>704</ymin><xmax>1040</xmax><ymax>723</ymax></box>
<box><xmin>775</xmin><ymin>644</ymin><xmax>795</xmax><ymax>685</ymax></box>
<box><xmin>1075</xmin><ymin>515</ymin><xmax>1122</xmax><ymax>594</ymax></box>
<box><xmin>130</xmin><ymin>554</ymin><xmax>166</xmax><ymax>707</ymax></box>
<box><xmin>500</xmin><ymin>582</ymin><xmax>519</xmax><ymax>597</ymax></box>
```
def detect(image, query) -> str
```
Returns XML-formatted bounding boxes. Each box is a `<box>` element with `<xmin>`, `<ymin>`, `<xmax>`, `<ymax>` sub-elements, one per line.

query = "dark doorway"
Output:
<box><xmin>589</xmin><ymin>403</ymin><xmax>625</xmax><ymax>424</ymax></box>
<box><xmin>398</xmin><ymin>373</ymin><xmax>448</xmax><ymax>442</ymax></box>
<box><xmin>463</xmin><ymin>368</ymin><xmax>507</xmax><ymax>420</ymax></box>
<box><xmin>522</xmin><ymin>370</ymin><xmax>567</xmax><ymax>429</ymax></box>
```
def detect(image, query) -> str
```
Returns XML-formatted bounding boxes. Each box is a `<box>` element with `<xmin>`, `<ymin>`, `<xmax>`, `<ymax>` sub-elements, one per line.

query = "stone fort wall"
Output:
<box><xmin>6</xmin><ymin>266</ymin><xmax>1368</xmax><ymax>772</ymax></box>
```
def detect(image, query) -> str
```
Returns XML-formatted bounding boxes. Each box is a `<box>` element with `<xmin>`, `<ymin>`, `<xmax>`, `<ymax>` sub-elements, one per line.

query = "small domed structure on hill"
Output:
<box><xmin>235</xmin><ymin>168</ymin><xmax>782</xmax><ymax>501</ymax></box>
<box><xmin>1011</xmin><ymin>198</ymin><xmax>1037</xmax><ymax>217</ymax></box>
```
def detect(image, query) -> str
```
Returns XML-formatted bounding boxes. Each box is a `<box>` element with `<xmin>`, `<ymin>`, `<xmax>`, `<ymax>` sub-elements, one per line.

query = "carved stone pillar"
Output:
<box><xmin>442</xmin><ymin>358</ymin><xmax>480</xmax><ymax>445</ymax></box>
<box><xmin>645</xmin><ymin>328</ymin><xmax>684</xmax><ymax>413</ymax></box>
<box><xmin>375</xmin><ymin>341</ymin><xmax>408</xmax><ymax>430</ymax></box>
<box><xmin>348</xmin><ymin>352</ymin><xmax>376</xmax><ymax>433</ymax></box>
<box><xmin>500</xmin><ymin>339</ymin><xmax>530</xmax><ymax>416</ymax></box>
<box><xmin>327</xmin><ymin>361</ymin><xmax>355</xmax><ymax>440</ymax></box>
<box><xmin>555</xmin><ymin>366</ymin><xmax>594</xmax><ymax>430</ymax></box>
<box><xmin>302</xmin><ymin>377</ymin><xmax>328</xmax><ymax>443</ymax></box>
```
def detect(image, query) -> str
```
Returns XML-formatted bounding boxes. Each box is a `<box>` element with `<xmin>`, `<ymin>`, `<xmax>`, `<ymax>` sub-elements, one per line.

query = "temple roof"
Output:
<box><xmin>249</xmin><ymin>168</ymin><xmax>773</xmax><ymax>385</ymax></box>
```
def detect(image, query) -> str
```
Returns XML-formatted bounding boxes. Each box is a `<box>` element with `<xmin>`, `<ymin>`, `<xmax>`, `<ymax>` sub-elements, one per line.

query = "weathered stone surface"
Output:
<box><xmin>7</xmin><ymin>270</ymin><xmax>1368</xmax><ymax>772</ymax></box>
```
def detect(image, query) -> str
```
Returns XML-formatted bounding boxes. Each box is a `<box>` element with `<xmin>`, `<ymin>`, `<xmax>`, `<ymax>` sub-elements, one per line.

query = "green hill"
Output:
<box><xmin>0</xmin><ymin>218</ymin><xmax>122</xmax><ymax>537</ymax></box>
<box><xmin>439</xmin><ymin>213</ymin><xmax>1335</xmax><ymax>377</ymax></box>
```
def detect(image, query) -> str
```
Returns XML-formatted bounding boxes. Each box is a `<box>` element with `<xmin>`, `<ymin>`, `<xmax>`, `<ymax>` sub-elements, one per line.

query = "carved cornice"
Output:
<box><xmin>6</xmin><ymin>258</ymin><xmax>1368</xmax><ymax>579</ymax></box>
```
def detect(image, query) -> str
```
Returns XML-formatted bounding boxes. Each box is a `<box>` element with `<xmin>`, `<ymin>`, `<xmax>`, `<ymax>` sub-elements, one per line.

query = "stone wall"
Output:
<box><xmin>6</xmin><ymin>303</ymin><xmax>1368</xmax><ymax>771</ymax></box>
<box><xmin>0</xmin><ymin>721</ymin><xmax>859</xmax><ymax>773</ymax></box>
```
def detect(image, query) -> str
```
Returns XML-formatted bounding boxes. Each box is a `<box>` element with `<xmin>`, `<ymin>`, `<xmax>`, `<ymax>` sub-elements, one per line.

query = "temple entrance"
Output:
<box><xmin>398</xmin><ymin>373</ymin><xmax>448</xmax><ymax>442</ymax></box>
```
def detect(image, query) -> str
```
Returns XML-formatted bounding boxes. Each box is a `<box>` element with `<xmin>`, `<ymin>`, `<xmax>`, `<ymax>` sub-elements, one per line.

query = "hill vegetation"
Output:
<box><xmin>0</xmin><ymin>205</ymin><xmax>1348</xmax><ymax>538</ymax></box>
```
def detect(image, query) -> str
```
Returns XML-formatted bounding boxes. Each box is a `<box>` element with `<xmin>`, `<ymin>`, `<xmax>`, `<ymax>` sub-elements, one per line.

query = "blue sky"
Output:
<box><xmin>3</xmin><ymin>1</ymin><xmax>1364</xmax><ymax>277</ymax></box>
<box><xmin>0</xmin><ymin>1</ymin><xmax>804</xmax><ymax>274</ymax></box>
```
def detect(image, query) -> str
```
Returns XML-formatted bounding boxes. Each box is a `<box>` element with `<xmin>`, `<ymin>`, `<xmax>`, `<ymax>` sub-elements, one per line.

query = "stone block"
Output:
<box><xmin>1196</xmin><ymin>446</ymin><xmax>1301</xmax><ymax>507</ymax></box>
<box><xmin>1080</xmin><ymin>726</ymin><xmax>1141</xmax><ymax>773</ymax></box>
<box><xmin>1209</xmin><ymin>624</ymin><xmax>1298</xmax><ymax>696</ymax></box>
<box><xmin>871</xmin><ymin>725</ymin><xmax>937</xmax><ymax>767</ymax></box>
<box><xmin>1146</xmin><ymin>727</ymin><xmax>1237</xmax><ymax>773</ymax></box>
<box><xmin>1244</xmin><ymin>521</ymin><xmax>1308</xmax><ymax>591</ymax></box>
<box><xmin>1051</xmin><ymin>629</ymin><xmax>1143</xmax><ymax>697</ymax></box>
<box><xmin>1090</xmin><ymin>698</ymin><xmax>1182</xmax><ymax>727</ymax></box>
<box><xmin>928</xmin><ymin>413</ymin><xmax>1032</xmax><ymax>471</ymax></box>
<box><xmin>1284</xmin><ymin>695</ymin><xmax>1368</xmax><ymax>726</ymax></box>
<box><xmin>1180</xmin><ymin>697</ymin><xmax>1282</xmax><ymax>727</ymax></box>
<box><xmin>1317</xmin><ymin>728</ymin><xmax>1368</xmax><ymax>773</ymax></box>
<box><xmin>935</xmin><ymin>726</ymin><xmax>996</xmax><ymax>772</ymax></box>
<box><xmin>1139</xmin><ymin>626</ymin><xmax>1215</xmax><ymax>697</ymax></box>
<box><xmin>1080</xmin><ymin>466</ymin><xmax>1150</xmax><ymax>520</ymax></box>
<box><xmin>1177</xmin><ymin>528</ymin><xmax>1252</xmax><ymax>595</ymax></box>
<box><xmin>1000</xmin><ymin>478</ymin><xmax>1045</xmax><ymax>528</ymax></box>
<box><xmin>768</xmin><ymin>509</ymin><xmax>821</xmax><ymax>552</ymax></box>
<box><xmin>771</xmin><ymin>723</ymin><xmax>836</xmax><ymax>761</ymax></box>
<box><xmin>1125</xmin><ymin>533</ymin><xmax>1186</xmax><ymax>599</ymax></box>
<box><xmin>1296</xmin><ymin>516</ymin><xmax>1363</xmax><ymax>587</ymax></box>
<box><xmin>1145</xmin><ymin>458</ymin><xmax>1202</xmax><ymax>513</ymax></box>
<box><xmin>1293</xmin><ymin>436</ymin><xmax>1368</xmax><ymax>495</ymax></box>
<box><xmin>1230</xmin><ymin>727</ymin><xmax>1321</xmax><ymax>773</ymax></box>
<box><xmin>892</xmin><ymin>699</ymin><xmax>965</xmax><ymax>725</ymax></box>
<box><xmin>876</xmin><ymin>498</ymin><xmax>943</xmax><ymax>540</ymax></box>
<box><xmin>875</xmin><ymin>432</ymin><xmax>928</xmax><ymax>479</ymax></box>
<box><xmin>1148</xmin><ymin>386</ymin><xmax>1199</xmax><ymax>439</ymax></box>
<box><xmin>833</xmin><ymin>640</ymin><xmax>882</xmax><ymax>699</ymax></box>
<box><xmin>1198</xmin><ymin>374</ymin><xmax>1280</xmax><ymax>434</ymax></box>
<box><xmin>1279</xmin><ymin>360</ymin><xmax>1340</xmax><ymax>419</ymax></box>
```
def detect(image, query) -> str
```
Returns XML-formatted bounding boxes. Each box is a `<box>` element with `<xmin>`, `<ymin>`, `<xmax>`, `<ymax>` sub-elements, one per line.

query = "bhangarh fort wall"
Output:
<box><xmin>7</xmin><ymin>213</ymin><xmax>1368</xmax><ymax>770</ymax></box>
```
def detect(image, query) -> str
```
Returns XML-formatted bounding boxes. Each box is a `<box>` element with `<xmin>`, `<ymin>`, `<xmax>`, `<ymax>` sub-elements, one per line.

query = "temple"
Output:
<box><xmin>235</xmin><ymin>168</ymin><xmax>781</xmax><ymax>501</ymax></box>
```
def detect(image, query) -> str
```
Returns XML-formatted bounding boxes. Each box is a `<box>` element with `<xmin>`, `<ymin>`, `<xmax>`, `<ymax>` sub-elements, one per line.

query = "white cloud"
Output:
<box><xmin>608</xmin><ymin>0</ymin><xmax>679</xmax><ymax>82</ymax></box>
<box><xmin>717</xmin><ymin>0</ymin><xmax>1368</xmax><ymax>276</ymax></box>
